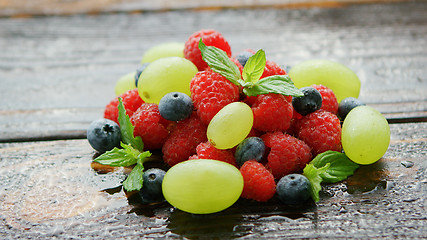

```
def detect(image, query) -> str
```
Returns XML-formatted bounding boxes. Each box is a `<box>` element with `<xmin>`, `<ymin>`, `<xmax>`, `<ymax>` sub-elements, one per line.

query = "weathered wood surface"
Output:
<box><xmin>0</xmin><ymin>1</ymin><xmax>426</xmax><ymax>142</ymax></box>
<box><xmin>0</xmin><ymin>0</ymin><xmax>414</xmax><ymax>17</ymax></box>
<box><xmin>0</xmin><ymin>1</ymin><xmax>426</xmax><ymax>239</ymax></box>
<box><xmin>0</xmin><ymin>122</ymin><xmax>425</xmax><ymax>239</ymax></box>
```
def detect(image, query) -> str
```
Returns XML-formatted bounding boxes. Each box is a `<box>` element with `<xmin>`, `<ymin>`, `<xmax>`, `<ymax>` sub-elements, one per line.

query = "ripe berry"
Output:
<box><xmin>162</xmin><ymin>113</ymin><xmax>208</xmax><ymax>166</ymax></box>
<box><xmin>234</xmin><ymin>137</ymin><xmax>265</xmax><ymax>167</ymax></box>
<box><xmin>190</xmin><ymin>69</ymin><xmax>240</xmax><ymax>125</ymax></box>
<box><xmin>139</xmin><ymin>168</ymin><xmax>166</xmax><ymax>204</ymax></box>
<box><xmin>104</xmin><ymin>89</ymin><xmax>144</xmax><ymax>124</ymax></box>
<box><xmin>251</xmin><ymin>93</ymin><xmax>293</xmax><ymax>132</ymax></box>
<box><xmin>236</xmin><ymin>50</ymin><xmax>254</xmax><ymax>67</ymax></box>
<box><xmin>134</xmin><ymin>63</ymin><xmax>150</xmax><ymax>87</ymax></box>
<box><xmin>184</xmin><ymin>29</ymin><xmax>232</xmax><ymax>71</ymax></box>
<box><xmin>312</xmin><ymin>84</ymin><xmax>339</xmax><ymax>115</ymax></box>
<box><xmin>191</xmin><ymin>141</ymin><xmax>237</xmax><ymax>166</ymax></box>
<box><xmin>261</xmin><ymin>132</ymin><xmax>312</xmax><ymax>179</ymax></box>
<box><xmin>87</xmin><ymin>118</ymin><xmax>121</xmax><ymax>153</ymax></box>
<box><xmin>276</xmin><ymin>174</ymin><xmax>312</xmax><ymax>205</ymax></box>
<box><xmin>260</xmin><ymin>60</ymin><xmax>287</xmax><ymax>79</ymax></box>
<box><xmin>158</xmin><ymin>92</ymin><xmax>193</xmax><ymax>122</ymax></box>
<box><xmin>338</xmin><ymin>97</ymin><xmax>365</xmax><ymax>120</ymax></box>
<box><xmin>292</xmin><ymin>87</ymin><xmax>322</xmax><ymax>116</ymax></box>
<box><xmin>296</xmin><ymin>110</ymin><xmax>342</xmax><ymax>155</ymax></box>
<box><xmin>240</xmin><ymin>160</ymin><xmax>276</xmax><ymax>202</ymax></box>
<box><xmin>130</xmin><ymin>103</ymin><xmax>173</xmax><ymax>150</ymax></box>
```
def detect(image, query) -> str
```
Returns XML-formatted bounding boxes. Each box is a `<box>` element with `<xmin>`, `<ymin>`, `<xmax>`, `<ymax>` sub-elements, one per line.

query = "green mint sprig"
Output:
<box><xmin>303</xmin><ymin>151</ymin><xmax>359</xmax><ymax>202</ymax></box>
<box><xmin>198</xmin><ymin>40</ymin><xmax>303</xmax><ymax>97</ymax></box>
<box><xmin>94</xmin><ymin>97</ymin><xmax>151</xmax><ymax>192</ymax></box>
<box><xmin>117</xmin><ymin>97</ymin><xmax>144</xmax><ymax>152</ymax></box>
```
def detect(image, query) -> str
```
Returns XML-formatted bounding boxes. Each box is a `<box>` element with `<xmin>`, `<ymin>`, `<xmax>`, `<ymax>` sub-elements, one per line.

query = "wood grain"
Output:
<box><xmin>0</xmin><ymin>122</ymin><xmax>425</xmax><ymax>239</ymax></box>
<box><xmin>0</xmin><ymin>2</ymin><xmax>426</xmax><ymax>141</ymax></box>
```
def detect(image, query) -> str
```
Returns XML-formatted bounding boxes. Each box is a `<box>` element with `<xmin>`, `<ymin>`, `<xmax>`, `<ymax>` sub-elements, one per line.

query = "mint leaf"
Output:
<box><xmin>311</xmin><ymin>151</ymin><xmax>359</xmax><ymax>183</ymax></box>
<box><xmin>242</xmin><ymin>49</ymin><xmax>266</xmax><ymax>83</ymax></box>
<box><xmin>118</xmin><ymin>97</ymin><xmax>144</xmax><ymax>152</ymax></box>
<box><xmin>122</xmin><ymin>162</ymin><xmax>144</xmax><ymax>192</ymax></box>
<box><xmin>94</xmin><ymin>147</ymin><xmax>137</xmax><ymax>167</ymax></box>
<box><xmin>198</xmin><ymin>40</ymin><xmax>241</xmax><ymax>86</ymax></box>
<box><xmin>242</xmin><ymin>75</ymin><xmax>304</xmax><ymax>97</ymax></box>
<box><xmin>303</xmin><ymin>163</ymin><xmax>329</xmax><ymax>202</ymax></box>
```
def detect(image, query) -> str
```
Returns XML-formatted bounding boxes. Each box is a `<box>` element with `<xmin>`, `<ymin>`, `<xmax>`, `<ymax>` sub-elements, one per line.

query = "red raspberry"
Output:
<box><xmin>162</xmin><ymin>113</ymin><xmax>207</xmax><ymax>166</ymax></box>
<box><xmin>190</xmin><ymin>69</ymin><xmax>240</xmax><ymax>125</ymax></box>
<box><xmin>260</xmin><ymin>60</ymin><xmax>287</xmax><ymax>79</ymax></box>
<box><xmin>251</xmin><ymin>93</ymin><xmax>293</xmax><ymax>132</ymax></box>
<box><xmin>191</xmin><ymin>141</ymin><xmax>237</xmax><ymax>166</ymax></box>
<box><xmin>104</xmin><ymin>89</ymin><xmax>144</xmax><ymax>124</ymax></box>
<box><xmin>312</xmin><ymin>84</ymin><xmax>338</xmax><ymax>115</ymax></box>
<box><xmin>261</xmin><ymin>132</ymin><xmax>312</xmax><ymax>179</ymax></box>
<box><xmin>184</xmin><ymin>29</ymin><xmax>232</xmax><ymax>71</ymax></box>
<box><xmin>240</xmin><ymin>160</ymin><xmax>276</xmax><ymax>202</ymax></box>
<box><xmin>130</xmin><ymin>103</ymin><xmax>173</xmax><ymax>150</ymax></box>
<box><xmin>296</xmin><ymin>110</ymin><xmax>342</xmax><ymax>156</ymax></box>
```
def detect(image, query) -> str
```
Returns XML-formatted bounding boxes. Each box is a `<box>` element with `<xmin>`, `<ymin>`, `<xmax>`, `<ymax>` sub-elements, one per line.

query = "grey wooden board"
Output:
<box><xmin>0</xmin><ymin>1</ymin><xmax>426</xmax><ymax>141</ymax></box>
<box><xmin>0</xmin><ymin>122</ymin><xmax>425</xmax><ymax>239</ymax></box>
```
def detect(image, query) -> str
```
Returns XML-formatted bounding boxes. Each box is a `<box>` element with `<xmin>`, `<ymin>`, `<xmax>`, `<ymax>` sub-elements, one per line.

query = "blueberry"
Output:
<box><xmin>338</xmin><ymin>97</ymin><xmax>365</xmax><ymax>120</ymax></box>
<box><xmin>236</xmin><ymin>50</ymin><xmax>254</xmax><ymax>67</ymax></box>
<box><xmin>158</xmin><ymin>92</ymin><xmax>193</xmax><ymax>121</ymax></box>
<box><xmin>292</xmin><ymin>87</ymin><xmax>322</xmax><ymax>116</ymax></box>
<box><xmin>276</xmin><ymin>174</ymin><xmax>312</xmax><ymax>205</ymax></box>
<box><xmin>134</xmin><ymin>63</ymin><xmax>150</xmax><ymax>87</ymax></box>
<box><xmin>234</xmin><ymin>137</ymin><xmax>265</xmax><ymax>166</ymax></box>
<box><xmin>87</xmin><ymin>118</ymin><xmax>121</xmax><ymax>153</ymax></box>
<box><xmin>139</xmin><ymin>168</ymin><xmax>166</xmax><ymax>204</ymax></box>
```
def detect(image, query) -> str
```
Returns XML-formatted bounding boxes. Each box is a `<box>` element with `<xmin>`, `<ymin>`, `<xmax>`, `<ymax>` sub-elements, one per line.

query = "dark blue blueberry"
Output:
<box><xmin>292</xmin><ymin>87</ymin><xmax>322</xmax><ymax>116</ymax></box>
<box><xmin>338</xmin><ymin>97</ymin><xmax>365</xmax><ymax>120</ymax></box>
<box><xmin>87</xmin><ymin>118</ymin><xmax>121</xmax><ymax>153</ymax></box>
<box><xmin>158</xmin><ymin>92</ymin><xmax>193</xmax><ymax>121</ymax></box>
<box><xmin>236</xmin><ymin>50</ymin><xmax>254</xmax><ymax>67</ymax></box>
<box><xmin>139</xmin><ymin>168</ymin><xmax>166</xmax><ymax>204</ymax></box>
<box><xmin>235</xmin><ymin>137</ymin><xmax>265</xmax><ymax>167</ymax></box>
<box><xmin>134</xmin><ymin>63</ymin><xmax>150</xmax><ymax>87</ymax></box>
<box><xmin>276</xmin><ymin>174</ymin><xmax>312</xmax><ymax>205</ymax></box>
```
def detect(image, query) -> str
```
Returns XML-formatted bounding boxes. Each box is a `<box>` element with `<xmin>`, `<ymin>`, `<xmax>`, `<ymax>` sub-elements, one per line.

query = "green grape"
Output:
<box><xmin>141</xmin><ymin>42</ymin><xmax>184</xmax><ymax>64</ymax></box>
<box><xmin>342</xmin><ymin>106</ymin><xmax>390</xmax><ymax>165</ymax></box>
<box><xmin>114</xmin><ymin>72</ymin><xmax>137</xmax><ymax>96</ymax></box>
<box><xmin>288</xmin><ymin>59</ymin><xmax>361</xmax><ymax>103</ymax></box>
<box><xmin>138</xmin><ymin>57</ymin><xmax>198</xmax><ymax>104</ymax></box>
<box><xmin>162</xmin><ymin>159</ymin><xmax>243</xmax><ymax>214</ymax></box>
<box><xmin>207</xmin><ymin>102</ymin><xmax>253</xmax><ymax>149</ymax></box>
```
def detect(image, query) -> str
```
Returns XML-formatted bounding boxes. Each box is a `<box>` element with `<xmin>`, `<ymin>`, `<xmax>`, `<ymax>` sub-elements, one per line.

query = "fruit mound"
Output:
<box><xmin>88</xmin><ymin>29</ymin><xmax>390</xmax><ymax>214</ymax></box>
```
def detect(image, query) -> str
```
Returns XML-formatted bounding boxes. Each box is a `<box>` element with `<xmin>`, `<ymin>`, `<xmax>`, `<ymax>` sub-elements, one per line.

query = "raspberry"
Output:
<box><xmin>296</xmin><ymin>110</ymin><xmax>342</xmax><ymax>156</ymax></box>
<box><xmin>130</xmin><ymin>103</ymin><xmax>173</xmax><ymax>150</ymax></box>
<box><xmin>251</xmin><ymin>93</ymin><xmax>293</xmax><ymax>132</ymax></box>
<box><xmin>190</xmin><ymin>69</ymin><xmax>240</xmax><ymax>125</ymax></box>
<box><xmin>261</xmin><ymin>132</ymin><xmax>312</xmax><ymax>179</ymax></box>
<box><xmin>162</xmin><ymin>113</ymin><xmax>208</xmax><ymax>166</ymax></box>
<box><xmin>104</xmin><ymin>89</ymin><xmax>144</xmax><ymax>124</ymax></box>
<box><xmin>312</xmin><ymin>84</ymin><xmax>338</xmax><ymax>115</ymax></box>
<box><xmin>239</xmin><ymin>160</ymin><xmax>276</xmax><ymax>202</ymax></box>
<box><xmin>191</xmin><ymin>141</ymin><xmax>237</xmax><ymax>166</ymax></box>
<box><xmin>184</xmin><ymin>29</ymin><xmax>232</xmax><ymax>71</ymax></box>
<box><xmin>260</xmin><ymin>60</ymin><xmax>287</xmax><ymax>79</ymax></box>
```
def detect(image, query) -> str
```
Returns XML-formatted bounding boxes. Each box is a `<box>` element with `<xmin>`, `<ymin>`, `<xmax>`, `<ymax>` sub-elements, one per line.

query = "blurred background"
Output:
<box><xmin>0</xmin><ymin>0</ymin><xmax>398</xmax><ymax>17</ymax></box>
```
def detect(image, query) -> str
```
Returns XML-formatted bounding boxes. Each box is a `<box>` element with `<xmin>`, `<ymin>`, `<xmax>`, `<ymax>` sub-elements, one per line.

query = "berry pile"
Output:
<box><xmin>87</xmin><ymin>29</ymin><xmax>390</xmax><ymax>214</ymax></box>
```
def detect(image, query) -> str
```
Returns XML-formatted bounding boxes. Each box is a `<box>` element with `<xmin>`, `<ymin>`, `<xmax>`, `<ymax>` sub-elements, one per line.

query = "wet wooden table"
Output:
<box><xmin>0</xmin><ymin>0</ymin><xmax>426</xmax><ymax>239</ymax></box>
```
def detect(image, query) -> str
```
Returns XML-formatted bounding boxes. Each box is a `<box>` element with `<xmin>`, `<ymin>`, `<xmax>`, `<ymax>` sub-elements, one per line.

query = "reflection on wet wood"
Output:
<box><xmin>0</xmin><ymin>122</ymin><xmax>425</xmax><ymax>238</ymax></box>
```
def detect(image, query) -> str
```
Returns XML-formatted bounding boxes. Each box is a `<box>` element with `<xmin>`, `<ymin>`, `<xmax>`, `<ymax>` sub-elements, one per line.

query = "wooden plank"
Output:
<box><xmin>0</xmin><ymin>2</ymin><xmax>426</xmax><ymax>141</ymax></box>
<box><xmin>0</xmin><ymin>0</ymin><xmax>415</xmax><ymax>17</ymax></box>
<box><xmin>0</xmin><ymin>122</ymin><xmax>425</xmax><ymax>238</ymax></box>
